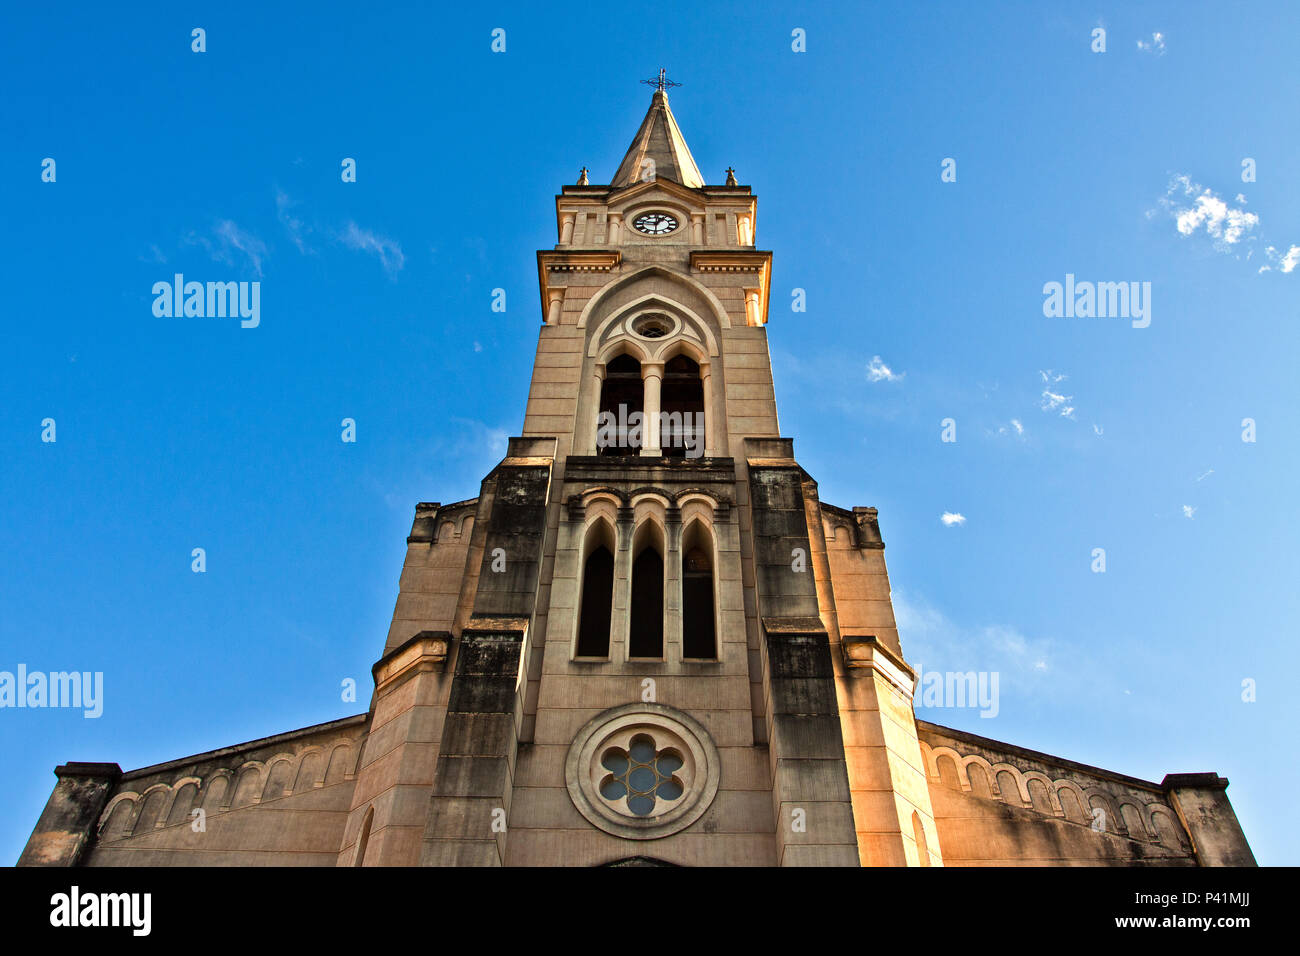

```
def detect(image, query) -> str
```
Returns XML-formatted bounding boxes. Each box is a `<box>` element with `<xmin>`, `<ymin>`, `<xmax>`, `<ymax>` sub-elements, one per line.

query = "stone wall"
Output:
<box><xmin>919</xmin><ymin>721</ymin><xmax>1200</xmax><ymax>865</ymax></box>
<box><xmin>78</xmin><ymin>716</ymin><xmax>366</xmax><ymax>866</ymax></box>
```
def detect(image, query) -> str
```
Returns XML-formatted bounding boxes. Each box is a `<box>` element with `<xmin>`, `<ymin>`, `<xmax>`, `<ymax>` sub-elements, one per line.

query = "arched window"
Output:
<box><xmin>660</xmin><ymin>354</ymin><xmax>704</xmax><ymax>458</ymax></box>
<box><xmin>576</xmin><ymin>520</ymin><xmax>616</xmax><ymax>658</ymax></box>
<box><xmin>354</xmin><ymin>806</ymin><xmax>374</xmax><ymax>867</ymax></box>
<box><xmin>681</xmin><ymin>521</ymin><xmax>717</xmax><ymax>660</ymax></box>
<box><xmin>597</xmin><ymin>353</ymin><xmax>643</xmax><ymax>456</ymax></box>
<box><xmin>628</xmin><ymin>522</ymin><xmax>664</xmax><ymax>658</ymax></box>
<box><xmin>911</xmin><ymin>811</ymin><xmax>930</xmax><ymax>867</ymax></box>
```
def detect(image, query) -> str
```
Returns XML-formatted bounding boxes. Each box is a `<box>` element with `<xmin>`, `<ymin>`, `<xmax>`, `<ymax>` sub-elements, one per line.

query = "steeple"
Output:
<box><xmin>611</xmin><ymin>87</ymin><xmax>705</xmax><ymax>189</ymax></box>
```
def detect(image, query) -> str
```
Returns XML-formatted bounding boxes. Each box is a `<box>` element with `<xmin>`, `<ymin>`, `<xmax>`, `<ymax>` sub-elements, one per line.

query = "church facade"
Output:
<box><xmin>20</xmin><ymin>87</ymin><xmax>1254</xmax><ymax>867</ymax></box>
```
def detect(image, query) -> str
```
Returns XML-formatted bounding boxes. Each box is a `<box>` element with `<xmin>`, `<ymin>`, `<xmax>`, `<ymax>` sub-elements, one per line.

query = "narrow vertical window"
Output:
<box><xmin>681</xmin><ymin>521</ymin><xmax>717</xmax><ymax>659</ymax></box>
<box><xmin>354</xmin><ymin>806</ymin><xmax>374</xmax><ymax>867</ymax></box>
<box><xmin>629</xmin><ymin>524</ymin><xmax>664</xmax><ymax>658</ymax></box>
<box><xmin>912</xmin><ymin>811</ymin><xmax>930</xmax><ymax>867</ymax></box>
<box><xmin>577</xmin><ymin>530</ymin><xmax>615</xmax><ymax>657</ymax></box>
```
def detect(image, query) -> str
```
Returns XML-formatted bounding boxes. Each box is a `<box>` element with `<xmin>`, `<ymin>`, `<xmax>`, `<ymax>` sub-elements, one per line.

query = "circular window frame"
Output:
<box><xmin>566</xmin><ymin>703</ymin><xmax>720</xmax><ymax>840</ymax></box>
<box><xmin>629</xmin><ymin>311</ymin><xmax>681</xmax><ymax>342</ymax></box>
<box><xmin>630</xmin><ymin>210</ymin><xmax>682</xmax><ymax>237</ymax></box>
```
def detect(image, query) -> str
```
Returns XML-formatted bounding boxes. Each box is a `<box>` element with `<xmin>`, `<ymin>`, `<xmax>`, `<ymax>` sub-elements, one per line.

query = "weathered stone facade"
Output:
<box><xmin>20</xmin><ymin>89</ymin><xmax>1253</xmax><ymax>867</ymax></box>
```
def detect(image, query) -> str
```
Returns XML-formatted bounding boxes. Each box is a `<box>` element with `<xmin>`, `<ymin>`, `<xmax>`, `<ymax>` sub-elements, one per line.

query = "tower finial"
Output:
<box><xmin>640</xmin><ymin>68</ymin><xmax>681</xmax><ymax>94</ymax></box>
<box><xmin>577</xmin><ymin>167</ymin><xmax>589</xmax><ymax>185</ymax></box>
<box><xmin>725</xmin><ymin>167</ymin><xmax>737</xmax><ymax>186</ymax></box>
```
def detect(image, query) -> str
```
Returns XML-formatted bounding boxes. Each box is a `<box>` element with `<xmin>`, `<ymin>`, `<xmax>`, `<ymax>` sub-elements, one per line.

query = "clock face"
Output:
<box><xmin>633</xmin><ymin>212</ymin><xmax>679</xmax><ymax>235</ymax></box>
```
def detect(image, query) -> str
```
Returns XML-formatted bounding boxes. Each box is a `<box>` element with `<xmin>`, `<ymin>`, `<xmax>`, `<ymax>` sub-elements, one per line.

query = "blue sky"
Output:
<box><xmin>2</xmin><ymin>1</ymin><xmax>1295</xmax><ymax>865</ymax></box>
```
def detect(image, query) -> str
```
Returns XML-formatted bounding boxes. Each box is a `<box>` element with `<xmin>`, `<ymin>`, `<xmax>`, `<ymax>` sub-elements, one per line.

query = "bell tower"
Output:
<box><xmin>341</xmin><ymin>80</ymin><xmax>941</xmax><ymax>866</ymax></box>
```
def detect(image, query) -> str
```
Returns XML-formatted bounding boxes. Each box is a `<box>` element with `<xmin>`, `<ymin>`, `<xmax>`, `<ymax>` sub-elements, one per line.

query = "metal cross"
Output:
<box><xmin>641</xmin><ymin>69</ymin><xmax>681</xmax><ymax>93</ymax></box>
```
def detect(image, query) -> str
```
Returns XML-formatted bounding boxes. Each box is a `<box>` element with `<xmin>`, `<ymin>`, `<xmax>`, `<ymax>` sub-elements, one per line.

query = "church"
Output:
<box><xmin>20</xmin><ymin>81</ymin><xmax>1254</xmax><ymax>867</ymax></box>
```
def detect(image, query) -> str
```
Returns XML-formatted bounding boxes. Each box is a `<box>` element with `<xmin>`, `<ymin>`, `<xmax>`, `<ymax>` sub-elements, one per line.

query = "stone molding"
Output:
<box><xmin>372</xmin><ymin>630</ymin><xmax>451</xmax><ymax>692</ymax></box>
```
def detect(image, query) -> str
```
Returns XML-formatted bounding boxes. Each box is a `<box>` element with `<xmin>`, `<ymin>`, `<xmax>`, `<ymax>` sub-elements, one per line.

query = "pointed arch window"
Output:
<box><xmin>354</xmin><ymin>806</ymin><xmax>375</xmax><ymax>867</ymax></box>
<box><xmin>598</xmin><ymin>353</ymin><xmax>643</xmax><ymax>456</ymax></box>
<box><xmin>681</xmin><ymin>521</ymin><xmax>717</xmax><ymax>660</ymax></box>
<box><xmin>912</xmin><ymin>812</ymin><xmax>931</xmax><ymax>867</ymax></box>
<box><xmin>660</xmin><ymin>354</ymin><xmax>704</xmax><ymax>459</ymax></box>
<box><xmin>629</xmin><ymin>522</ymin><xmax>665</xmax><ymax>659</ymax></box>
<box><xmin>577</xmin><ymin>520</ymin><xmax>616</xmax><ymax>658</ymax></box>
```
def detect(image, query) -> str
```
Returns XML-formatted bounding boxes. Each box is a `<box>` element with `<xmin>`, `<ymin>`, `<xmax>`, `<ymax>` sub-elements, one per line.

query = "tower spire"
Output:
<box><xmin>611</xmin><ymin>73</ymin><xmax>704</xmax><ymax>189</ymax></box>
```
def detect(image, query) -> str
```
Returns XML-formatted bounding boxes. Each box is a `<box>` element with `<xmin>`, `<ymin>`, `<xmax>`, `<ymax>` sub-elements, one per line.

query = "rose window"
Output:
<box><xmin>566</xmin><ymin>703</ymin><xmax>720</xmax><ymax>839</ymax></box>
<box><xmin>598</xmin><ymin>734</ymin><xmax>684</xmax><ymax>816</ymax></box>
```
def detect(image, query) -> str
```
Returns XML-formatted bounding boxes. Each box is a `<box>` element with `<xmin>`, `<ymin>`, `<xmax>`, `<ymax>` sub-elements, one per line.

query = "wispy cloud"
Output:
<box><xmin>138</xmin><ymin>243</ymin><xmax>167</xmax><ymax>264</ymax></box>
<box><xmin>276</xmin><ymin>189</ymin><xmax>314</xmax><ymax>254</ymax></box>
<box><xmin>338</xmin><ymin>221</ymin><xmax>405</xmax><ymax>279</ymax></box>
<box><xmin>892</xmin><ymin>591</ymin><xmax>1146</xmax><ymax>728</ymax></box>
<box><xmin>184</xmin><ymin>220</ymin><xmax>268</xmax><ymax>277</ymax></box>
<box><xmin>1038</xmin><ymin>370</ymin><xmax>1076</xmax><ymax>419</ymax></box>
<box><xmin>940</xmin><ymin>512</ymin><xmax>966</xmax><ymax>527</ymax></box>
<box><xmin>894</xmin><ymin>592</ymin><xmax>1054</xmax><ymax>684</ymax></box>
<box><xmin>1195</xmin><ymin>469</ymin><xmax>1214</xmax><ymax>482</ymax></box>
<box><xmin>866</xmin><ymin>355</ymin><xmax>904</xmax><ymax>383</ymax></box>
<box><xmin>448</xmin><ymin>418</ymin><xmax>508</xmax><ymax>458</ymax></box>
<box><xmin>1182</xmin><ymin>504</ymin><xmax>1197</xmax><ymax>519</ymax></box>
<box><xmin>995</xmin><ymin>419</ymin><xmax>1025</xmax><ymax>439</ymax></box>
<box><xmin>1136</xmin><ymin>31</ymin><xmax>1166</xmax><ymax>55</ymax></box>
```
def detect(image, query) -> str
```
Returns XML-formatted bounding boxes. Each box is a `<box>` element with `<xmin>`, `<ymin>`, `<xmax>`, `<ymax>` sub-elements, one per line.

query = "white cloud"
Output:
<box><xmin>1195</xmin><ymin>469</ymin><xmax>1214</xmax><ymax>482</ymax></box>
<box><xmin>1259</xmin><ymin>244</ymin><xmax>1300</xmax><ymax>274</ymax></box>
<box><xmin>866</xmin><ymin>355</ymin><xmax>903</xmax><ymax>383</ymax></box>
<box><xmin>1162</xmin><ymin>177</ymin><xmax>1297</xmax><ymax>274</ymax></box>
<box><xmin>1136</xmin><ymin>32</ymin><xmax>1166</xmax><ymax>54</ymax></box>
<box><xmin>1175</xmin><ymin>194</ymin><xmax>1257</xmax><ymax>245</ymax></box>
<box><xmin>1092</xmin><ymin>424</ymin><xmax>1104</xmax><ymax>437</ymax></box>
<box><xmin>338</xmin><ymin>221</ymin><xmax>405</xmax><ymax>278</ymax></box>
<box><xmin>1182</xmin><ymin>504</ymin><xmax>1197</xmax><ymax>519</ymax></box>
<box><xmin>1160</xmin><ymin>176</ymin><xmax>1259</xmax><ymax>252</ymax></box>
<box><xmin>940</xmin><ymin>512</ymin><xmax>966</xmax><ymax>527</ymax></box>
